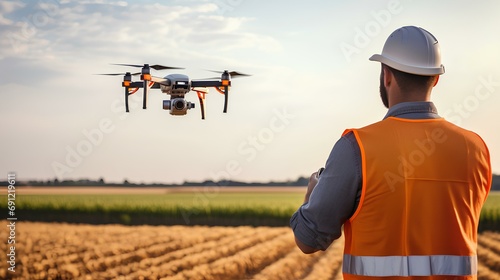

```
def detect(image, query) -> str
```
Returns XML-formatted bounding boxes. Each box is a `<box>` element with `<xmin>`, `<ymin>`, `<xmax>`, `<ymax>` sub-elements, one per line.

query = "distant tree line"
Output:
<box><xmin>1</xmin><ymin>175</ymin><xmax>499</xmax><ymax>190</ymax></box>
<box><xmin>491</xmin><ymin>174</ymin><xmax>500</xmax><ymax>190</ymax></box>
<box><xmin>0</xmin><ymin>177</ymin><xmax>310</xmax><ymax>187</ymax></box>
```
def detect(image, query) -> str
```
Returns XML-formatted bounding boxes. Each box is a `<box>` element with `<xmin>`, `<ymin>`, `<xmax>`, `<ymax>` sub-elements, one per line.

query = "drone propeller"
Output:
<box><xmin>206</xmin><ymin>70</ymin><xmax>251</xmax><ymax>78</ymax></box>
<box><xmin>95</xmin><ymin>72</ymin><xmax>141</xmax><ymax>76</ymax></box>
<box><xmin>111</xmin><ymin>64</ymin><xmax>185</xmax><ymax>109</ymax></box>
<box><xmin>197</xmin><ymin>70</ymin><xmax>251</xmax><ymax>80</ymax></box>
<box><xmin>111</xmin><ymin>63</ymin><xmax>185</xmax><ymax>71</ymax></box>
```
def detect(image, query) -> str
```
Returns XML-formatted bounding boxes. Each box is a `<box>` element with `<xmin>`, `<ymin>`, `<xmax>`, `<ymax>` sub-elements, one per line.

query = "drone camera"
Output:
<box><xmin>163</xmin><ymin>98</ymin><xmax>195</xmax><ymax>116</ymax></box>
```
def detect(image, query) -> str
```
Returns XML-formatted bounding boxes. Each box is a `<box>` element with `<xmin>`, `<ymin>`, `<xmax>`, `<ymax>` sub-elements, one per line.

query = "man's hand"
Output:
<box><xmin>295</xmin><ymin>167</ymin><xmax>325</xmax><ymax>254</ymax></box>
<box><xmin>303</xmin><ymin>168</ymin><xmax>323</xmax><ymax>203</ymax></box>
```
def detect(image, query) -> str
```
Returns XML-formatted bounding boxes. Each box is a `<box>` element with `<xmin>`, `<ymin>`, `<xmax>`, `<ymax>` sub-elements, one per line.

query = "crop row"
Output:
<box><xmin>478</xmin><ymin>231</ymin><xmax>500</xmax><ymax>276</ymax></box>
<box><xmin>1</xmin><ymin>222</ymin><xmax>499</xmax><ymax>280</ymax></box>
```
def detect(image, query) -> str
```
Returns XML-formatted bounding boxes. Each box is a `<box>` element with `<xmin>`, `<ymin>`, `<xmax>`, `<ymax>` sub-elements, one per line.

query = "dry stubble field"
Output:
<box><xmin>1</xmin><ymin>221</ymin><xmax>500</xmax><ymax>280</ymax></box>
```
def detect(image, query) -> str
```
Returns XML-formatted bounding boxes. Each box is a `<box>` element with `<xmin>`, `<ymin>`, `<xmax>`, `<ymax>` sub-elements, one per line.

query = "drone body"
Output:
<box><xmin>100</xmin><ymin>64</ymin><xmax>249</xmax><ymax>119</ymax></box>
<box><xmin>160</xmin><ymin>74</ymin><xmax>194</xmax><ymax>116</ymax></box>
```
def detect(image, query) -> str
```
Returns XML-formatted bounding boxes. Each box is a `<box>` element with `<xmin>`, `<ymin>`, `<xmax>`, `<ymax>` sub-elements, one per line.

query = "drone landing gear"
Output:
<box><xmin>194</xmin><ymin>89</ymin><xmax>208</xmax><ymax>120</ymax></box>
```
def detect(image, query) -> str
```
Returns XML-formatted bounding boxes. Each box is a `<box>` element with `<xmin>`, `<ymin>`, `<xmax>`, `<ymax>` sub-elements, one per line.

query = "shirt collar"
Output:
<box><xmin>383</xmin><ymin>101</ymin><xmax>440</xmax><ymax>119</ymax></box>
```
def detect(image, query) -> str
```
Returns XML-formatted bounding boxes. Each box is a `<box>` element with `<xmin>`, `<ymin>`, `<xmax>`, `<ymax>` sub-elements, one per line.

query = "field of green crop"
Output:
<box><xmin>1</xmin><ymin>189</ymin><xmax>498</xmax><ymax>229</ymax></box>
<box><xmin>10</xmin><ymin>192</ymin><xmax>303</xmax><ymax>212</ymax></box>
<box><xmin>484</xmin><ymin>191</ymin><xmax>500</xmax><ymax>208</ymax></box>
<box><xmin>480</xmin><ymin>191</ymin><xmax>500</xmax><ymax>231</ymax></box>
<box><xmin>0</xmin><ymin>190</ymin><xmax>305</xmax><ymax>226</ymax></box>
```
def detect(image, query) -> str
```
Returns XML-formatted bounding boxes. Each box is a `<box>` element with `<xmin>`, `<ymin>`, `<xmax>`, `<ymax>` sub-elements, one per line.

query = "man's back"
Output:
<box><xmin>342</xmin><ymin>117</ymin><xmax>491</xmax><ymax>278</ymax></box>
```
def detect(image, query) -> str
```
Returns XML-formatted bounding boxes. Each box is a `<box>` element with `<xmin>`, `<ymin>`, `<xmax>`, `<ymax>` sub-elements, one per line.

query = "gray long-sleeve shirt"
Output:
<box><xmin>290</xmin><ymin>101</ymin><xmax>441</xmax><ymax>250</ymax></box>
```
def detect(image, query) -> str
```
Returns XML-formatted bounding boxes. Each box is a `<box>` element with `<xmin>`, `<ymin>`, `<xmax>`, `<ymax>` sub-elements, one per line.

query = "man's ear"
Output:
<box><xmin>383</xmin><ymin>66</ymin><xmax>393</xmax><ymax>88</ymax></box>
<box><xmin>433</xmin><ymin>75</ymin><xmax>440</xmax><ymax>87</ymax></box>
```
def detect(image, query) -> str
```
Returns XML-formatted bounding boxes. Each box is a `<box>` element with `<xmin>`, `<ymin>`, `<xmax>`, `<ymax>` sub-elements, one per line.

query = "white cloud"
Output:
<box><xmin>0</xmin><ymin>14</ymin><xmax>13</xmax><ymax>26</ymax></box>
<box><xmin>0</xmin><ymin>1</ymin><xmax>25</xmax><ymax>14</ymax></box>
<box><xmin>0</xmin><ymin>1</ymin><xmax>282</xmax><ymax>71</ymax></box>
<box><xmin>60</xmin><ymin>0</ymin><xmax>128</xmax><ymax>6</ymax></box>
<box><xmin>0</xmin><ymin>0</ymin><xmax>23</xmax><ymax>26</ymax></box>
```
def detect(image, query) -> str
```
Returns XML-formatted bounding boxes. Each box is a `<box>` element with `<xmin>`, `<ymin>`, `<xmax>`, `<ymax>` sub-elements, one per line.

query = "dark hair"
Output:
<box><xmin>384</xmin><ymin>65</ymin><xmax>437</xmax><ymax>93</ymax></box>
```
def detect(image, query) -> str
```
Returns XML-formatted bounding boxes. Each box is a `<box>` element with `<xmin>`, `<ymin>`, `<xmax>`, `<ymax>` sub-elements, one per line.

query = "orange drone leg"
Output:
<box><xmin>128</xmin><ymin>88</ymin><xmax>139</xmax><ymax>95</ymax></box>
<box><xmin>196</xmin><ymin>91</ymin><xmax>206</xmax><ymax>120</ymax></box>
<box><xmin>214</xmin><ymin>87</ymin><xmax>225</xmax><ymax>95</ymax></box>
<box><xmin>125</xmin><ymin>87</ymin><xmax>139</xmax><ymax>112</ymax></box>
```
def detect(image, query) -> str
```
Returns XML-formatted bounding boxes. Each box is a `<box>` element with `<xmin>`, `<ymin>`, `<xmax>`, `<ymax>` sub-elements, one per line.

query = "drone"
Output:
<box><xmin>98</xmin><ymin>63</ymin><xmax>249</xmax><ymax>119</ymax></box>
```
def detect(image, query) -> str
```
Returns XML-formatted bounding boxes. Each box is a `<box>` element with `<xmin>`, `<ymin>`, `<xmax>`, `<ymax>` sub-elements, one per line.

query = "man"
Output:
<box><xmin>290</xmin><ymin>26</ymin><xmax>491</xmax><ymax>279</ymax></box>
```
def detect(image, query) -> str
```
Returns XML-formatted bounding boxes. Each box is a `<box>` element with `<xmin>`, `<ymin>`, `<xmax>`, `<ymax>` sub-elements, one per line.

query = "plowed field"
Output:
<box><xmin>0</xmin><ymin>221</ymin><xmax>498</xmax><ymax>279</ymax></box>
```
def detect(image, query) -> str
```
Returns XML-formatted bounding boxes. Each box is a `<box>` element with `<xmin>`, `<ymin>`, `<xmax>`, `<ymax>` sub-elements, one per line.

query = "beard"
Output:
<box><xmin>379</xmin><ymin>70</ymin><xmax>389</xmax><ymax>108</ymax></box>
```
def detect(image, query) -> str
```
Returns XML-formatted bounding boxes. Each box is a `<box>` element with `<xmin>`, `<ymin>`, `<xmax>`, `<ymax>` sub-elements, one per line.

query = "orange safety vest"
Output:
<box><xmin>342</xmin><ymin>117</ymin><xmax>491</xmax><ymax>280</ymax></box>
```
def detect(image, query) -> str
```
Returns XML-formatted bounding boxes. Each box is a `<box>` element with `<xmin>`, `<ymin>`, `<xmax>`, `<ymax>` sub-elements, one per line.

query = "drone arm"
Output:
<box><xmin>191</xmin><ymin>80</ymin><xmax>221</xmax><ymax>87</ymax></box>
<box><xmin>149</xmin><ymin>76</ymin><xmax>170</xmax><ymax>86</ymax></box>
<box><xmin>127</xmin><ymin>81</ymin><xmax>158</xmax><ymax>89</ymax></box>
<box><xmin>129</xmin><ymin>82</ymin><xmax>144</xmax><ymax>88</ymax></box>
<box><xmin>192</xmin><ymin>80</ymin><xmax>230</xmax><ymax>113</ymax></box>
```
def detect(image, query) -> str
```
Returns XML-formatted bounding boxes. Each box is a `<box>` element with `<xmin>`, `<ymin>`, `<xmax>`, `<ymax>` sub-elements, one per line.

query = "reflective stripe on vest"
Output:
<box><xmin>343</xmin><ymin>254</ymin><xmax>477</xmax><ymax>276</ymax></box>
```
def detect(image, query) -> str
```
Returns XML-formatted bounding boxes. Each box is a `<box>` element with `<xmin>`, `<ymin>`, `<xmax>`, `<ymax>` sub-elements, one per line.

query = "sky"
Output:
<box><xmin>1</xmin><ymin>0</ymin><xmax>499</xmax><ymax>184</ymax></box>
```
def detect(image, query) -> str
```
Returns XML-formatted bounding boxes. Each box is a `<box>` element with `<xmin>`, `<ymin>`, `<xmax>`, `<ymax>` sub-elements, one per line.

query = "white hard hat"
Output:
<box><xmin>369</xmin><ymin>26</ymin><xmax>445</xmax><ymax>76</ymax></box>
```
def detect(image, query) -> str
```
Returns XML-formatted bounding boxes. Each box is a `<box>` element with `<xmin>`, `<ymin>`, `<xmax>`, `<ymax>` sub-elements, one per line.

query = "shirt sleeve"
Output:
<box><xmin>290</xmin><ymin>132</ymin><xmax>361</xmax><ymax>250</ymax></box>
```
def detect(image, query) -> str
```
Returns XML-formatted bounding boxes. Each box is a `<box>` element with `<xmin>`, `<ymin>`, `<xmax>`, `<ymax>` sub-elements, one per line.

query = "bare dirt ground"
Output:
<box><xmin>1</xmin><ymin>221</ymin><xmax>498</xmax><ymax>280</ymax></box>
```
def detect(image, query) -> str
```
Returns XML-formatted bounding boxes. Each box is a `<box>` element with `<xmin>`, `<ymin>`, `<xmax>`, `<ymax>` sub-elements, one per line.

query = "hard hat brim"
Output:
<box><xmin>369</xmin><ymin>54</ymin><xmax>445</xmax><ymax>76</ymax></box>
